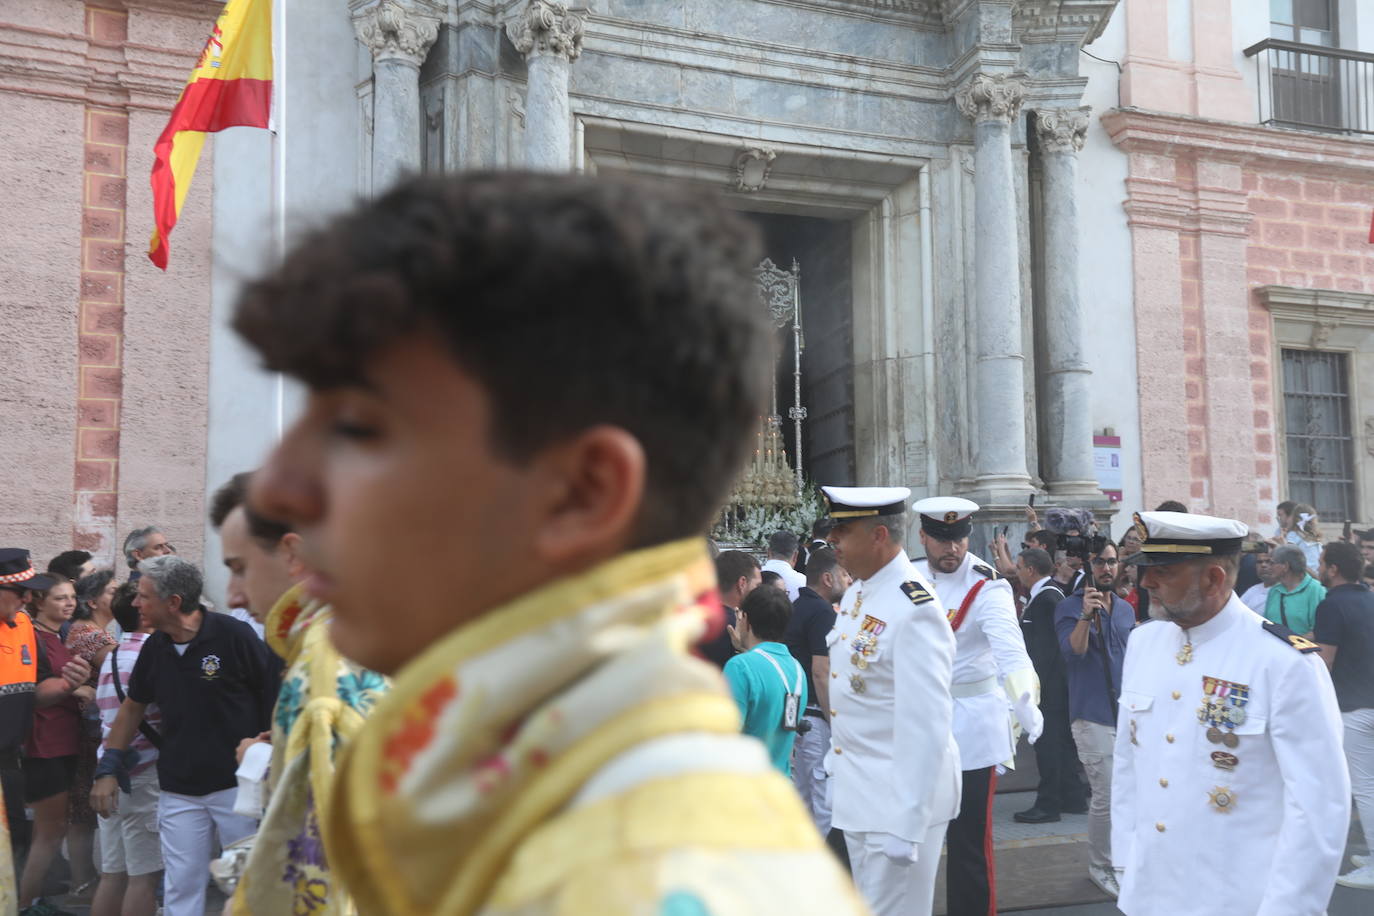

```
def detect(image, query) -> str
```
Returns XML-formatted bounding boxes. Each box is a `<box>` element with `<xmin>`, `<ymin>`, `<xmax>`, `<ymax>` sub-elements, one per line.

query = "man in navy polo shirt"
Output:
<box><xmin>1313</xmin><ymin>541</ymin><xmax>1374</xmax><ymax>890</ymax></box>
<box><xmin>91</xmin><ymin>555</ymin><xmax>277</xmax><ymax>916</ymax></box>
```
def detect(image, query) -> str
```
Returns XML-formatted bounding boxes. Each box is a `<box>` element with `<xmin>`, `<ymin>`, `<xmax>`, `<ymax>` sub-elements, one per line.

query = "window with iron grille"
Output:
<box><xmin>1282</xmin><ymin>348</ymin><xmax>1357</xmax><ymax>522</ymax></box>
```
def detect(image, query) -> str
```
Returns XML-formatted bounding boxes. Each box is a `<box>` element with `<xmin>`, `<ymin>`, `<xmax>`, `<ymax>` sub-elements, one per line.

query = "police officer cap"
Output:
<box><xmin>1125</xmin><ymin>511</ymin><xmax>1248</xmax><ymax>566</ymax></box>
<box><xmin>821</xmin><ymin>486</ymin><xmax>911</xmax><ymax>524</ymax></box>
<box><xmin>0</xmin><ymin>548</ymin><xmax>55</xmax><ymax>592</ymax></box>
<box><xmin>911</xmin><ymin>496</ymin><xmax>980</xmax><ymax>541</ymax></box>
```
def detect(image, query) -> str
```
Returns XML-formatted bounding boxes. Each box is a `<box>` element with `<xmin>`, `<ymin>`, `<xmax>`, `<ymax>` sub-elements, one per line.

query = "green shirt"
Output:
<box><xmin>723</xmin><ymin>641</ymin><xmax>807</xmax><ymax>776</ymax></box>
<box><xmin>1264</xmin><ymin>574</ymin><xmax>1326</xmax><ymax>636</ymax></box>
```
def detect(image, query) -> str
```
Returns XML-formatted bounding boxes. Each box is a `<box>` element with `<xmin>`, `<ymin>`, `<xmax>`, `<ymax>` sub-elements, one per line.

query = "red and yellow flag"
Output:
<box><xmin>148</xmin><ymin>0</ymin><xmax>272</xmax><ymax>270</ymax></box>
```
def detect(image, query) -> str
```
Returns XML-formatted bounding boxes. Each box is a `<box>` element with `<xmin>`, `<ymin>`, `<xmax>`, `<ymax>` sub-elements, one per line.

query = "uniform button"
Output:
<box><xmin>1166</xmin><ymin>734</ymin><xmax>1175</xmax><ymax>743</ymax></box>
<box><xmin>834</xmin><ymin>747</ymin><xmax>843</xmax><ymax>755</ymax></box>
<box><xmin>1171</xmin><ymin>691</ymin><xmax>1181</xmax><ymax>700</ymax></box>
<box><xmin>830</xmin><ymin>709</ymin><xmax>837</xmax><ymax>717</ymax></box>
<box><xmin>1159</xmin><ymin>778</ymin><xmax>1168</xmax><ymax>788</ymax></box>
<box><xmin>1156</xmin><ymin>822</ymin><xmax>1166</xmax><ymax>833</ymax></box>
<box><xmin>841</xmin><ymin>634</ymin><xmax>848</xmax><ymax>640</ymax></box>
<box><xmin>831</xmin><ymin>672</ymin><xmax>838</xmax><ymax>679</ymax></box>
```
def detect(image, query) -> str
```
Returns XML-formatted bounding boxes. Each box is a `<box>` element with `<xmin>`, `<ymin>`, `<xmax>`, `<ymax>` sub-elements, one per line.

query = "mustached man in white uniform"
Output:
<box><xmin>913</xmin><ymin>497</ymin><xmax>1043</xmax><ymax>916</ymax></box>
<box><xmin>1114</xmin><ymin>511</ymin><xmax>1348</xmax><ymax>916</ymax></box>
<box><xmin>821</xmin><ymin>486</ymin><xmax>960</xmax><ymax>916</ymax></box>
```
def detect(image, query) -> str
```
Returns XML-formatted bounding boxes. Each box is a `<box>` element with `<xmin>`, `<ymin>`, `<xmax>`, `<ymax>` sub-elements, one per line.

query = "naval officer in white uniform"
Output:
<box><xmin>1114</xmin><ymin>511</ymin><xmax>1349</xmax><ymax>916</ymax></box>
<box><xmin>913</xmin><ymin>497</ymin><xmax>1043</xmax><ymax>916</ymax></box>
<box><xmin>822</xmin><ymin>486</ymin><xmax>961</xmax><ymax>916</ymax></box>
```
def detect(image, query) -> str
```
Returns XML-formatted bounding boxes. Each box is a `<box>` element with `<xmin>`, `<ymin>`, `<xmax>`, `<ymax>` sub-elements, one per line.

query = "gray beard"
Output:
<box><xmin>1147</xmin><ymin>588</ymin><xmax>1205</xmax><ymax>626</ymax></box>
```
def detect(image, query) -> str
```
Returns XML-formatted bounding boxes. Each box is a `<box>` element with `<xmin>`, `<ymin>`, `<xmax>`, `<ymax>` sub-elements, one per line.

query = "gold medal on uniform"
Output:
<box><xmin>849</xmin><ymin>590</ymin><xmax>865</xmax><ymax>620</ymax></box>
<box><xmin>1176</xmin><ymin>635</ymin><xmax>1193</xmax><ymax>666</ymax></box>
<box><xmin>1200</xmin><ymin>676</ymin><xmax>1249</xmax><ymax>749</ymax></box>
<box><xmin>851</xmin><ymin>653</ymin><xmax>868</xmax><ymax>670</ymax></box>
<box><xmin>1207</xmin><ymin>785</ymin><xmax>1236</xmax><ymax>813</ymax></box>
<box><xmin>850</xmin><ymin>673</ymin><xmax>867</xmax><ymax>694</ymax></box>
<box><xmin>1210</xmin><ymin>751</ymin><xmax>1238</xmax><ymax>771</ymax></box>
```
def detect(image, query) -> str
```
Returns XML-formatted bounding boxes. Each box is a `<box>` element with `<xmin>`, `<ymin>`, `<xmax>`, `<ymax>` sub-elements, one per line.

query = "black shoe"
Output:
<box><xmin>1062</xmin><ymin>801</ymin><xmax>1090</xmax><ymax>815</ymax></box>
<box><xmin>1014</xmin><ymin>806</ymin><xmax>1062</xmax><ymax>824</ymax></box>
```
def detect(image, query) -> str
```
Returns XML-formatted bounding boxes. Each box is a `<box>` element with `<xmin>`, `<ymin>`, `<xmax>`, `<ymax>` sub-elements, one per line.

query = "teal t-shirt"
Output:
<box><xmin>723</xmin><ymin>641</ymin><xmax>807</xmax><ymax>776</ymax></box>
<box><xmin>1264</xmin><ymin>574</ymin><xmax>1327</xmax><ymax>635</ymax></box>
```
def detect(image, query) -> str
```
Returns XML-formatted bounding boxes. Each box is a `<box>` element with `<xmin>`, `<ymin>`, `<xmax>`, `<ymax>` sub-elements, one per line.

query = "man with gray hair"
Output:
<box><xmin>1264</xmin><ymin>544</ymin><xmax>1326</xmax><ymax>638</ymax></box>
<box><xmin>91</xmin><ymin>555</ymin><xmax>277</xmax><ymax>916</ymax></box>
<box><xmin>121</xmin><ymin>526</ymin><xmax>173</xmax><ymax>579</ymax></box>
<box><xmin>763</xmin><ymin>530</ymin><xmax>806</xmax><ymax>601</ymax></box>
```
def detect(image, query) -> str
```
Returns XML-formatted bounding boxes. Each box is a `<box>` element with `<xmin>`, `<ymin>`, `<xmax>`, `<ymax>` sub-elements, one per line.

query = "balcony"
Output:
<box><xmin>1244</xmin><ymin>39</ymin><xmax>1374</xmax><ymax>137</ymax></box>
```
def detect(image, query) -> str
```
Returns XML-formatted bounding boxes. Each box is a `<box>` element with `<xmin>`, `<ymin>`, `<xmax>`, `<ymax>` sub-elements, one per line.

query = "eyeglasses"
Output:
<box><xmin>1091</xmin><ymin>558</ymin><xmax>1119</xmax><ymax>567</ymax></box>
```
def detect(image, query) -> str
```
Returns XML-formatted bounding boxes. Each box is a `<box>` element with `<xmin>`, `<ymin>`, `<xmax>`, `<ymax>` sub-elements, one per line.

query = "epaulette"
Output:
<box><xmin>1262</xmin><ymin>620</ymin><xmax>1320</xmax><ymax>653</ymax></box>
<box><xmin>901</xmin><ymin>580</ymin><xmax>934</xmax><ymax>605</ymax></box>
<box><xmin>973</xmin><ymin>563</ymin><xmax>999</xmax><ymax>580</ymax></box>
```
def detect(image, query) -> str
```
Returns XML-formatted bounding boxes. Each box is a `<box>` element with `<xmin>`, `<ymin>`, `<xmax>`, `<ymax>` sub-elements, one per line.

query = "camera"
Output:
<box><xmin>1043</xmin><ymin>507</ymin><xmax>1107</xmax><ymax>564</ymax></box>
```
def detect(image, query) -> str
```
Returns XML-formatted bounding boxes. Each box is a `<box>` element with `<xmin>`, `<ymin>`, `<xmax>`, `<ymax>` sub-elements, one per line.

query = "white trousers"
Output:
<box><xmin>1072</xmin><ymin>719</ymin><xmax>1115</xmax><ymax>871</ymax></box>
<box><xmin>845</xmin><ymin>822</ymin><xmax>946</xmax><ymax>916</ymax></box>
<box><xmin>157</xmin><ymin>787</ymin><xmax>256</xmax><ymax>916</ymax></box>
<box><xmin>791</xmin><ymin>715</ymin><xmax>832</xmax><ymax>836</ymax></box>
<box><xmin>1344</xmin><ymin>708</ymin><xmax>1374</xmax><ymax>854</ymax></box>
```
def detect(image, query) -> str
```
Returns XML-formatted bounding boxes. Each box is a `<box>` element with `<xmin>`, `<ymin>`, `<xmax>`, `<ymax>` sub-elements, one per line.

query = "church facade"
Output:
<box><xmin>6</xmin><ymin>0</ymin><xmax>1374</xmax><ymax>611</ymax></box>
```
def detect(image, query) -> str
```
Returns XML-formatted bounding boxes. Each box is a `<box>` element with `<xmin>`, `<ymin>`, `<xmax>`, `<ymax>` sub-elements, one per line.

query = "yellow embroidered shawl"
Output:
<box><xmin>230</xmin><ymin>585</ymin><xmax>388</xmax><ymax>916</ymax></box>
<box><xmin>324</xmin><ymin>539</ymin><xmax>867</xmax><ymax>916</ymax></box>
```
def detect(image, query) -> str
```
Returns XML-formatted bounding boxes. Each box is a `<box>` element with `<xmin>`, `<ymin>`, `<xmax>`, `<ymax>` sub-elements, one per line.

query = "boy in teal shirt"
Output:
<box><xmin>724</xmin><ymin>584</ymin><xmax>808</xmax><ymax>775</ymax></box>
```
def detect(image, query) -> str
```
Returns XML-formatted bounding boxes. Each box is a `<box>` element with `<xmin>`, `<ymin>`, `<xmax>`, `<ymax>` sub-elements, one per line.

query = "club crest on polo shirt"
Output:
<box><xmin>200</xmin><ymin>653</ymin><xmax>222</xmax><ymax>680</ymax></box>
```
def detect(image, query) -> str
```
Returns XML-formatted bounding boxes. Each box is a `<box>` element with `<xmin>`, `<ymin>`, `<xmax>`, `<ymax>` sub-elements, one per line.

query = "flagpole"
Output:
<box><xmin>271</xmin><ymin>0</ymin><xmax>287</xmax><ymax>439</ymax></box>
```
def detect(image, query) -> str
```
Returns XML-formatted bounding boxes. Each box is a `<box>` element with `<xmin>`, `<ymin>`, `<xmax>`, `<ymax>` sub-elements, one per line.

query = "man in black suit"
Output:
<box><xmin>1013</xmin><ymin>547</ymin><xmax>1086</xmax><ymax>822</ymax></box>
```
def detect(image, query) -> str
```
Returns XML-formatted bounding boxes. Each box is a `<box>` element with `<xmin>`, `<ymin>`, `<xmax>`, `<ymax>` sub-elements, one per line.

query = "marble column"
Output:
<box><xmin>352</xmin><ymin>0</ymin><xmax>442</xmax><ymax>193</ymax></box>
<box><xmin>1035</xmin><ymin>107</ymin><xmax>1099</xmax><ymax>497</ymax></box>
<box><xmin>506</xmin><ymin>0</ymin><xmax>584</xmax><ymax>170</ymax></box>
<box><xmin>956</xmin><ymin>73</ymin><xmax>1033</xmax><ymax>498</ymax></box>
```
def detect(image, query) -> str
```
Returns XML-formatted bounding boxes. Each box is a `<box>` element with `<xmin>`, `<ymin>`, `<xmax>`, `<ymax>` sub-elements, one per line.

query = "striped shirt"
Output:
<box><xmin>96</xmin><ymin>632</ymin><xmax>162</xmax><ymax>775</ymax></box>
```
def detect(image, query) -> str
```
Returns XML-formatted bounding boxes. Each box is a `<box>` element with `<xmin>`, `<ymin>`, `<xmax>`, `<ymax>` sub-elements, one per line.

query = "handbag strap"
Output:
<box><xmin>111</xmin><ymin>646</ymin><xmax>163</xmax><ymax>750</ymax></box>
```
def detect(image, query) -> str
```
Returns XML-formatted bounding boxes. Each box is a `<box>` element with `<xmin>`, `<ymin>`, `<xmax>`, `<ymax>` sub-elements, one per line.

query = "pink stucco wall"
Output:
<box><xmin>1107</xmin><ymin>5</ymin><xmax>1374</xmax><ymax>529</ymax></box>
<box><xmin>0</xmin><ymin>0</ymin><xmax>218</xmax><ymax>571</ymax></box>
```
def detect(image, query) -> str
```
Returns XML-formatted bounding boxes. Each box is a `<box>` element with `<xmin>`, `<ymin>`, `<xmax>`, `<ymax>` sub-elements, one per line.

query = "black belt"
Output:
<box><xmin>804</xmin><ymin>707</ymin><xmax>825</xmax><ymax>718</ymax></box>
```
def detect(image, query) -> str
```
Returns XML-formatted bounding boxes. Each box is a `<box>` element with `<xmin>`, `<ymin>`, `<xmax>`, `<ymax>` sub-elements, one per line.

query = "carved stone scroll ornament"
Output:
<box><xmin>955</xmin><ymin>73</ymin><xmax>1027</xmax><ymax>124</ymax></box>
<box><xmin>1035</xmin><ymin>106</ymin><xmax>1091</xmax><ymax>154</ymax></box>
<box><xmin>507</xmin><ymin>0</ymin><xmax>585</xmax><ymax>62</ymax></box>
<box><xmin>352</xmin><ymin>0</ymin><xmax>442</xmax><ymax>67</ymax></box>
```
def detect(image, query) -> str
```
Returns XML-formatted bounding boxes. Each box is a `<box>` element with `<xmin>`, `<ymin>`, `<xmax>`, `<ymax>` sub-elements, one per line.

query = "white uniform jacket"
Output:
<box><xmin>828</xmin><ymin>552</ymin><xmax>961</xmax><ymax>843</ymax></box>
<box><xmin>917</xmin><ymin>552</ymin><xmax>1037</xmax><ymax>771</ymax></box>
<box><xmin>1112</xmin><ymin>595</ymin><xmax>1349</xmax><ymax>916</ymax></box>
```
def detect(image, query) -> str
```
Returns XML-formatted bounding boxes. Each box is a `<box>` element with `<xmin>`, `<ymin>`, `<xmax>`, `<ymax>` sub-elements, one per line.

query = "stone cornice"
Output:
<box><xmin>352</xmin><ymin>0</ymin><xmax>444</xmax><ymax>67</ymax></box>
<box><xmin>1012</xmin><ymin>0</ymin><xmax>1118</xmax><ymax>45</ymax></box>
<box><xmin>1101</xmin><ymin>106</ymin><xmax>1374</xmax><ymax>182</ymax></box>
<box><xmin>506</xmin><ymin>0</ymin><xmax>584</xmax><ymax>62</ymax></box>
<box><xmin>956</xmin><ymin>72</ymin><xmax>1026</xmax><ymax>123</ymax></box>
<box><xmin>1259</xmin><ymin>285</ymin><xmax>1374</xmax><ymax>330</ymax></box>
<box><xmin>1034</xmin><ymin>106</ymin><xmax>1089</xmax><ymax>153</ymax></box>
<box><xmin>0</xmin><ymin>18</ymin><xmax>202</xmax><ymax>109</ymax></box>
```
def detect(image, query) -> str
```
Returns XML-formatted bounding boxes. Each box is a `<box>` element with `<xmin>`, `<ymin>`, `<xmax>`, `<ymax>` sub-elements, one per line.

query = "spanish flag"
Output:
<box><xmin>148</xmin><ymin>0</ymin><xmax>272</xmax><ymax>270</ymax></box>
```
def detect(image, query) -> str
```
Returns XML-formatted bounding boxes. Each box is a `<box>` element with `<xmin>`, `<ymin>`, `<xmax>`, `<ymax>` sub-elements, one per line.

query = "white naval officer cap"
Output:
<box><xmin>821</xmin><ymin>486</ymin><xmax>911</xmax><ymax>524</ymax></box>
<box><xmin>1125</xmin><ymin>511</ymin><xmax>1248</xmax><ymax>567</ymax></box>
<box><xmin>910</xmin><ymin>496</ymin><xmax>980</xmax><ymax>540</ymax></box>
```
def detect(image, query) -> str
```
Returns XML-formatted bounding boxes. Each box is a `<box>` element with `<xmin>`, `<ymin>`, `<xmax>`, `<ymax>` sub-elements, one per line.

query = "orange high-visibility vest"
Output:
<box><xmin>0</xmin><ymin>611</ymin><xmax>39</xmax><ymax>695</ymax></box>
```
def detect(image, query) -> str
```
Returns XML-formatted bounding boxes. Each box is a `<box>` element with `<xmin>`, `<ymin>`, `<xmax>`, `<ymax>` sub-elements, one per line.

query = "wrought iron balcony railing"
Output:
<box><xmin>1244</xmin><ymin>38</ymin><xmax>1374</xmax><ymax>137</ymax></box>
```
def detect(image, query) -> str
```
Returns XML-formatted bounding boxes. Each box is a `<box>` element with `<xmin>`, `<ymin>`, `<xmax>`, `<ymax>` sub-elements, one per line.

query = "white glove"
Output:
<box><xmin>879</xmin><ymin>834</ymin><xmax>919</xmax><ymax>864</ymax></box>
<box><xmin>1016</xmin><ymin>691</ymin><xmax>1044</xmax><ymax>745</ymax></box>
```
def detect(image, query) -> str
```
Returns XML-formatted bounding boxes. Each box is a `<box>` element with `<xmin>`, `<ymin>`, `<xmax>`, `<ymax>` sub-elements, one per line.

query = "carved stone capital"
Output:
<box><xmin>507</xmin><ymin>0</ymin><xmax>585</xmax><ymax>62</ymax></box>
<box><xmin>1035</xmin><ymin>106</ymin><xmax>1091</xmax><ymax>154</ymax></box>
<box><xmin>955</xmin><ymin>73</ymin><xmax>1027</xmax><ymax>124</ymax></box>
<box><xmin>352</xmin><ymin>0</ymin><xmax>442</xmax><ymax>67</ymax></box>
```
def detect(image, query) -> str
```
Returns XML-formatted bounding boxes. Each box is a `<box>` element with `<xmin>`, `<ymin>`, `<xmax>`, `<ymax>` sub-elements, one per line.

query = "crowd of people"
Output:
<box><xmin>0</xmin><ymin>172</ymin><xmax>1370</xmax><ymax>916</ymax></box>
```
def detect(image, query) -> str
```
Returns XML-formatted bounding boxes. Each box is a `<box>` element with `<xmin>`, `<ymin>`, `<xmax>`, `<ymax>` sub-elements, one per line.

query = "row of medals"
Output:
<box><xmin>1180</xmin><ymin>641</ymin><xmax>1241</xmax><ymax>812</ymax></box>
<box><xmin>848</xmin><ymin>593</ymin><xmax>869</xmax><ymax>694</ymax></box>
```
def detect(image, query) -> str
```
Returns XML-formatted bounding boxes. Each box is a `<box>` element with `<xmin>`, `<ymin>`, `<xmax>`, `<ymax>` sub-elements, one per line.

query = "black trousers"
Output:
<box><xmin>1032</xmin><ymin>703</ymin><xmax>1088</xmax><ymax>814</ymax></box>
<box><xmin>1</xmin><ymin>756</ymin><xmax>29</xmax><ymax>870</ymax></box>
<box><xmin>946</xmin><ymin>765</ymin><xmax>997</xmax><ymax>916</ymax></box>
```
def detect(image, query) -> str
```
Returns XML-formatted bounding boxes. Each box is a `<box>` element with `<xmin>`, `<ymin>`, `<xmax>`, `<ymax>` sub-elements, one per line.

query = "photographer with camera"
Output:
<box><xmin>1053</xmin><ymin>528</ymin><xmax>1134</xmax><ymax>900</ymax></box>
